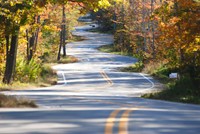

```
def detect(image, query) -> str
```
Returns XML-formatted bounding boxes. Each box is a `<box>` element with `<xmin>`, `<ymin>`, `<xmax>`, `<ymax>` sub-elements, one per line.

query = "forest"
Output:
<box><xmin>0</xmin><ymin>0</ymin><xmax>199</xmax><ymax>98</ymax></box>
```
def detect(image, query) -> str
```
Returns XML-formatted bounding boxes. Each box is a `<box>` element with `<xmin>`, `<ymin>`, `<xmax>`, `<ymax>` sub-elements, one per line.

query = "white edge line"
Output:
<box><xmin>57</xmin><ymin>71</ymin><xmax>67</xmax><ymax>85</ymax></box>
<box><xmin>139</xmin><ymin>73</ymin><xmax>155</xmax><ymax>90</ymax></box>
<box><xmin>62</xmin><ymin>71</ymin><xmax>67</xmax><ymax>85</ymax></box>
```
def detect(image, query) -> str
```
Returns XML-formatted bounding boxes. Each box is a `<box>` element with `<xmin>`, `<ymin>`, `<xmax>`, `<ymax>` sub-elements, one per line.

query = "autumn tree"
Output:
<box><xmin>155</xmin><ymin>0</ymin><xmax>200</xmax><ymax>78</ymax></box>
<box><xmin>0</xmin><ymin>1</ymin><xmax>36</xmax><ymax>84</ymax></box>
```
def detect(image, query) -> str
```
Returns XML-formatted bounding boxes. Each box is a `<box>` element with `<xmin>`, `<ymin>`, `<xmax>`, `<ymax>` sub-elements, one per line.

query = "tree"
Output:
<box><xmin>26</xmin><ymin>15</ymin><xmax>41</xmax><ymax>62</ymax></box>
<box><xmin>155</xmin><ymin>0</ymin><xmax>200</xmax><ymax>77</ymax></box>
<box><xmin>58</xmin><ymin>4</ymin><xmax>67</xmax><ymax>61</ymax></box>
<box><xmin>0</xmin><ymin>1</ymin><xmax>35</xmax><ymax>84</ymax></box>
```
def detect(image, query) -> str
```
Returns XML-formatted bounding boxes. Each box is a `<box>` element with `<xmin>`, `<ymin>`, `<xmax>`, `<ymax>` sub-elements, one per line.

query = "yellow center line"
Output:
<box><xmin>105</xmin><ymin>109</ymin><xmax>121</xmax><ymax>134</ymax></box>
<box><xmin>67</xmin><ymin>70</ymin><xmax>113</xmax><ymax>92</ymax></box>
<box><xmin>100</xmin><ymin>70</ymin><xmax>113</xmax><ymax>86</ymax></box>
<box><xmin>119</xmin><ymin>108</ymin><xmax>137</xmax><ymax>134</ymax></box>
<box><xmin>105</xmin><ymin>108</ymin><xmax>138</xmax><ymax>134</ymax></box>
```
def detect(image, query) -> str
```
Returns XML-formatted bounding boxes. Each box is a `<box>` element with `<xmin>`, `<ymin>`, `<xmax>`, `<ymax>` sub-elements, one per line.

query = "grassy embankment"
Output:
<box><xmin>0</xmin><ymin>35</ymin><xmax>82</xmax><ymax>108</ymax></box>
<box><xmin>98</xmin><ymin>44</ymin><xmax>200</xmax><ymax>105</ymax></box>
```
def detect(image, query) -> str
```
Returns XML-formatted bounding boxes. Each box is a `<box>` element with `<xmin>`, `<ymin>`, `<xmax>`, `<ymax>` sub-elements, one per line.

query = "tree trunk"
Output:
<box><xmin>62</xmin><ymin>5</ymin><xmax>67</xmax><ymax>57</ymax></box>
<box><xmin>151</xmin><ymin>0</ymin><xmax>156</xmax><ymax>59</ymax></box>
<box><xmin>34</xmin><ymin>15</ymin><xmax>40</xmax><ymax>51</ymax></box>
<box><xmin>26</xmin><ymin>29</ymin><xmax>30</xmax><ymax>61</ymax></box>
<box><xmin>3</xmin><ymin>26</ymin><xmax>19</xmax><ymax>84</ymax></box>
<box><xmin>57</xmin><ymin>30</ymin><xmax>62</xmax><ymax>61</ymax></box>
<box><xmin>26</xmin><ymin>15</ymin><xmax>40</xmax><ymax>62</ymax></box>
<box><xmin>28</xmin><ymin>34</ymin><xmax>35</xmax><ymax>61</ymax></box>
<box><xmin>142</xmin><ymin>0</ymin><xmax>147</xmax><ymax>52</ymax></box>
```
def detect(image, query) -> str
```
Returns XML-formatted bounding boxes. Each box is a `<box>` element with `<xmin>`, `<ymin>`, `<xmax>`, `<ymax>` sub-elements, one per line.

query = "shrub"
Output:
<box><xmin>15</xmin><ymin>58</ymin><xmax>42</xmax><ymax>83</ymax></box>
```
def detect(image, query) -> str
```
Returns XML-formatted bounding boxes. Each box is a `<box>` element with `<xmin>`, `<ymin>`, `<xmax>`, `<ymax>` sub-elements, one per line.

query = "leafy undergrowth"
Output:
<box><xmin>125</xmin><ymin>61</ymin><xmax>200</xmax><ymax>104</ymax></box>
<box><xmin>0</xmin><ymin>55</ymin><xmax>78</xmax><ymax>107</ymax></box>
<box><xmin>142</xmin><ymin>77</ymin><xmax>200</xmax><ymax>104</ymax></box>
<box><xmin>98</xmin><ymin>43</ymin><xmax>200</xmax><ymax>105</ymax></box>
<box><xmin>0</xmin><ymin>63</ymin><xmax>55</xmax><ymax>108</ymax></box>
<box><xmin>40</xmin><ymin>63</ymin><xmax>57</xmax><ymax>87</ymax></box>
<box><xmin>0</xmin><ymin>55</ymin><xmax>78</xmax><ymax>90</ymax></box>
<box><xmin>0</xmin><ymin>94</ymin><xmax>37</xmax><ymax>108</ymax></box>
<box><xmin>140</xmin><ymin>61</ymin><xmax>199</xmax><ymax>104</ymax></box>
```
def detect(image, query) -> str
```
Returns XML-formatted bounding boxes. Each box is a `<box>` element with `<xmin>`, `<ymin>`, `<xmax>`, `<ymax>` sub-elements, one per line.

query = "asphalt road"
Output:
<box><xmin>1</xmin><ymin>24</ymin><xmax>200</xmax><ymax>134</ymax></box>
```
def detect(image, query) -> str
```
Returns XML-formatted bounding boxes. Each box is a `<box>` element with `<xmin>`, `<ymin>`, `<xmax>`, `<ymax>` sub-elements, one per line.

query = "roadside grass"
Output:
<box><xmin>97</xmin><ymin>44</ymin><xmax>117</xmax><ymax>53</ymax></box>
<box><xmin>140</xmin><ymin>62</ymin><xmax>200</xmax><ymax>104</ymax></box>
<box><xmin>42</xmin><ymin>53</ymin><xmax>78</xmax><ymax>64</ymax></box>
<box><xmin>98</xmin><ymin>43</ymin><xmax>200</xmax><ymax>105</ymax></box>
<box><xmin>57</xmin><ymin>55</ymin><xmax>78</xmax><ymax>64</ymax></box>
<box><xmin>98</xmin><ymin>44</ymin><xmax>132</xmax><ymax>56</ymax></box>
<box><xmin>142</xmin><ymin>77</ymin><xmax>200</xmax><ymax>104</ymax></box>
<box><xmin>67</xmin><ymin>35</ymin><xmax>85</xmax><ymax>43</ymax></box>
<box><xmin>39</xmin><ymin>63</ymin><xmax>57</xmax><ymax>87</ymax></box>
<box><xmin>120</xmin><ymin>62</ymin><xmax>144</xmax><ymax>72</ymax></box>
<box><xmin>0</xmin><ymin>94</ymin><xmax>37</xmax><ymax>108</ymax></box>
<box><xmin>0</xmin><ymin>82</ymin><xmax>36</xmax><ymax>91</ymax></box>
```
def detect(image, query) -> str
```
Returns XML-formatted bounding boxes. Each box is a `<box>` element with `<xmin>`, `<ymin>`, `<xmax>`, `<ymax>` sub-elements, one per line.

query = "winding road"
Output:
<box><xmin>1</xmin><ymin>24</ymin><xmax>200</xmax><ymax>134</ymax></box>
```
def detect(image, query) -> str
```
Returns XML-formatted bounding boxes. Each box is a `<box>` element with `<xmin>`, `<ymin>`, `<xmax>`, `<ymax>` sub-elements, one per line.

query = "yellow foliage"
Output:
<box><xmin>195</xmin><ymin>37</ymin><xmax>200</xmax><ymax>44</ymax></box>
<box><xmin>43</xmin><ymin>25</ymin><xmax>58</xmax><ymax>32</ymax></box>
<box><xmin>98</xmin><ymin>0</ymin><xmax>111</xmax><ymax>7</ymax></box>
<box><xmin>169</xmin><ymin>17</ymin><xmax>180</xmax><ymax>25</ymax></box>
<box><xmin>94</xmin><ymin>0</ymin><xmax>112</xmax><ymax>11</ymax></box>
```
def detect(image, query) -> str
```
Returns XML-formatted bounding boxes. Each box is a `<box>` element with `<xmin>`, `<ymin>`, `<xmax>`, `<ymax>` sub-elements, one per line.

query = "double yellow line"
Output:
<box><xmin>105</xmin><ymin>108</ymin><xmax>138</xmax><ymax>134</ymax></box>
<box><xmin>100</xmin><ymin>70</ymin><xmax>113</xmax><ymax>86</ymax></box>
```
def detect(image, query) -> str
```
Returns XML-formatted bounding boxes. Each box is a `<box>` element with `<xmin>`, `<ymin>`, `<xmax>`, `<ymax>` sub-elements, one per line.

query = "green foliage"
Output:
<box><xmin>40</xmin><ymin>64</ymin><xmax>55</xmax><ymax>77</ymax></box>
<box><xmin>15</xmin><ymin>58</ymin><xmax>41</xmax><ymax>82</ymax></box>
<box><xmin>0</xmin><ymin>45</ymin><xmax>5</xmax><ymax>78</ymax></box>
<box><xmin>142</xmin><ymin>62</ymin><xmax>200</xmax><ymax>104</ymax></box>
<box><xmin>98</xmin><ymin>44</ymin><xmax>117</xmax><ymax>53</ymax></box>
<box><xmin>39</xmin><ymin>63</ymin><xmax>57</xmax><ymax>85</ymax></box>
<box><xmin>98</xmin><ymin>44</ymin><xmax>132</xmax><ymax>56</ymax></box>
<box><xmin>142</xmin><ymin>76</ymin><xmax>200</xmax><ymax>104</ymax></box>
